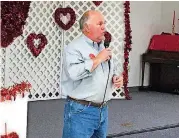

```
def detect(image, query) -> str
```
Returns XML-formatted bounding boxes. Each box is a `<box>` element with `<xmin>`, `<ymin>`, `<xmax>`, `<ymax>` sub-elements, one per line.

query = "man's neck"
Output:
<box><xmin>83</xmin><ymin>32</ymin><xmax>101</xmax><ymax>43</ymax></box>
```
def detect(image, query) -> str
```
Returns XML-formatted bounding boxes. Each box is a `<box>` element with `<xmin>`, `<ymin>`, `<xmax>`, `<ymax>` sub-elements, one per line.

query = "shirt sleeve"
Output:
<box><xmin>112</xmin><ymin>57</ymin><xmax>123</xmax><ymax>77</ymax></box>
<box><xmin>64</xmin><ymin>48</ymin><xmax>93</xmax><ymax>81</ymax></box>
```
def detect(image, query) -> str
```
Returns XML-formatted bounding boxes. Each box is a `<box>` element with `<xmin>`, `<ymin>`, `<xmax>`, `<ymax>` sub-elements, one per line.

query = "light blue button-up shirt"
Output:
<box><xmin>61</xmin><ymin>34</ymin><xmax>120</xmax><ymax>103</ymax></box>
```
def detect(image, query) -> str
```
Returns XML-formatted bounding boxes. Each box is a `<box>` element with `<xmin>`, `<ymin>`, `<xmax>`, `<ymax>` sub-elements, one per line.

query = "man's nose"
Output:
<box><xmin>101</xmin><ymin>25</ymin><xmax>105</xmax><ymax>31</ymax></box>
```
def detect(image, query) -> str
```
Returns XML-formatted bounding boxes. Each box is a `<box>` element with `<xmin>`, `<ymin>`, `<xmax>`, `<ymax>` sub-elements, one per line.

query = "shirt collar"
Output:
<box><xmin>82</xmin><ymin>34</ymin><xmax>103</xmax><ymax>47</ymax></box>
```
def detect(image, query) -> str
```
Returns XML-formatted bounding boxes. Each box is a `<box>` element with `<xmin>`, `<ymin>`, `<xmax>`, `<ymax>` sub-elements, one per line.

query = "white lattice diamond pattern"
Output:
<box><xmin>63</xmin><ymin>1</ymin><xmax>125</xmax><ymax>99</ymax></box>
<box><xmin>5</xmin><ymin>1</ymin><xmax>63</xmax><ymax>101</ymax></box>
<box><xmin>0</xmin><ymin>48</ymin><xmax>6</xmax><ymax>88</ymax></box>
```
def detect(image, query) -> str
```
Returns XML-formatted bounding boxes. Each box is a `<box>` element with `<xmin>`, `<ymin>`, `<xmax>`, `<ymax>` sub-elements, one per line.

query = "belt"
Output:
<box><xmin>67</xmin><ymin>96</ymin><xmax>107</xmax><ymax>108</ymax></box>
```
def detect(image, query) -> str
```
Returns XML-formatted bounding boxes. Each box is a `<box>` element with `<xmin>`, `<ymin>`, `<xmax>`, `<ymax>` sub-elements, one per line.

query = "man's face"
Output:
<box><xmin>87</xmin><ymin>12</ymin><xmax>106</xmax><ymax>42</ymax></box>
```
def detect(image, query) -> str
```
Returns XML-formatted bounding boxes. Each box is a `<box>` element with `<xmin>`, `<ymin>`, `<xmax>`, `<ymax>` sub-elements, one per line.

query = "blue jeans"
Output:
<box><xmin>62</xmin><ymin>99</ymin><xmax>108</xmax><ymax>138</ymax></box>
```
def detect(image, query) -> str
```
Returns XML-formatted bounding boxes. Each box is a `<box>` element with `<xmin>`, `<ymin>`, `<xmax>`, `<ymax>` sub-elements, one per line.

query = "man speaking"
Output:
<box><xmin>61</xmin><ymin>10</ymin><xmax>123</xmax><ymax>138</ymax></box>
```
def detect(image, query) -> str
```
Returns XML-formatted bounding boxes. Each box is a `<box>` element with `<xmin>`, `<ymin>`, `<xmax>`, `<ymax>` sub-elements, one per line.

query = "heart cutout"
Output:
<box><xmin>93</xmin><ymin>1</ymin><xmax>103</xmax><ymax>6</ymax></box>
<box><xmin>26</xmin><ymin>33</ymin><xmax>47</xmax><ymax>57</ymax></box>
<box><xmin>1</xmin><ymin>1</ymin><xmax>31</xmax><ymax>48</ymax></box>
<box><xmin>60</xmin><ymin>13</ymin><xmax>71</xmax><ymax>25</ymax></box>
<box><xmin>54</xmin><ymin>7</ymin><xmax>76</xmax><ymax>30</ymax></box>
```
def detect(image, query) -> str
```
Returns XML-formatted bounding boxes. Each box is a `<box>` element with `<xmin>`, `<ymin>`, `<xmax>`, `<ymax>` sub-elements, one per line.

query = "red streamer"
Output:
<box><xmin>123</xmin><ymin>1</ymin><xmax>132</xmax><ymax>100</ymax></box>
<box><xmin>0</xmin><ymin>81</ymin><xmax>31</xmax><ymax>102</ymax></box>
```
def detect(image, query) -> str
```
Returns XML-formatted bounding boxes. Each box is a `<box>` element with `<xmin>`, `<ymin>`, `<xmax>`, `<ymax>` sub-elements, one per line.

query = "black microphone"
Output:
<box><xmin>104</xmin><ymin>31</ymin><xmax>112</xmax><ymax>70</ymax></box>
<box><xmin>104</xmin><ymin>31</ymin><xmax>111</xmax><ymax>48</ymax></box>
<box><xmin>101</xmin><ymin>33</ymin><xmax>112</xmax><ymax>105</ymax></box>
<box><xmin>104</xmin><ymin>40</ymin><xmax>110</xmax><ymax>48</ymax></box>
<box><xmin>104</xmin><ymin>40</ymin><xmax>111</xmax><ymax>70</ymax></box>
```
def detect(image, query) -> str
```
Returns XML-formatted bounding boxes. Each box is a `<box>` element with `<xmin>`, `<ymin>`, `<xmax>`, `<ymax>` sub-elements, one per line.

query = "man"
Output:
<box><xmin>61</xmin><ymin>10</ymin><xmax>123</xmax><ymax>138</ymax></box>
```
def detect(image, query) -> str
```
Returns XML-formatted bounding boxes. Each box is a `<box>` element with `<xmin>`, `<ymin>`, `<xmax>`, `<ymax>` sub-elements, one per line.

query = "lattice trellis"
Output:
<box><xmin>2</xmin><ymin>1</ymin><xmax>63</xmax><ymax>101</ymax></box>
<box><xmin>0</xmin><ymin>48</ymin><xmax>6</xmax><ymax>88</ymax></box>
<box><xmin>1</xmin><ymin>1</ymin><xmax>125</xmax><ymax>101</ymax></box>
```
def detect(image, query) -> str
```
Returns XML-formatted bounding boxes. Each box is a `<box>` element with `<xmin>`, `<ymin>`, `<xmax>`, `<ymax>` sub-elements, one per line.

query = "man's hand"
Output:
<box><xmin>91</xmin><ymin>48</ymin><xmax>111</xmax><ymax>72</ymax></box>
<box><xmin>112</xmin><ymin>75</ymin><xmax>123</xmax><ymax>88</ymax></box>
<box><xmin>96</xmin><ymin>48</ymin><xmax>112</xmax><ymax>62</ymax></box>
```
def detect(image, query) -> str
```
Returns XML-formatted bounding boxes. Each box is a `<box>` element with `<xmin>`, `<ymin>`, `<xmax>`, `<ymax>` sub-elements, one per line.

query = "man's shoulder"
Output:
<box><xmin>65</xmin><ymin>35</ymin><xmax>86</xmax><ymax>51</ymax></box>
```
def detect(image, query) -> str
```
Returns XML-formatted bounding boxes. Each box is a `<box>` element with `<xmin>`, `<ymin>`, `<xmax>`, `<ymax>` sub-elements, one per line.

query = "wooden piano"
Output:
<box><xmin>140</xmin><ymin>34</ymin><xmax>179</xmax><ymax>94</ymax></box>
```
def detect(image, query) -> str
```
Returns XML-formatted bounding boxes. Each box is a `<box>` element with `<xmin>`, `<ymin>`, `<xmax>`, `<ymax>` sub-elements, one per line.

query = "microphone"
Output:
<box><xmin>104</xmin><ymin>40</ymin><xmax>110</xmax><ymax>48</ymax></box>
<box><xmin>104</xmin><ymin>32</ymin><xmax>111</xmax><ymax>48</ymax></box>
<box><xmin>104</xmin><ymin>32</ymin><xmax>111</xmax><ymax>70</ymax></box>
<box><xmin>101</xmin><ymin>32</ymin><xmax>112</xmax><ymax>105</ymax></box>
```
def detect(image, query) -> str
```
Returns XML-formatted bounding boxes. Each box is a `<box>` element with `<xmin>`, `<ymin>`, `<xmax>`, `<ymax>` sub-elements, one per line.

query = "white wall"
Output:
<box><xmin>161</xmin><ymin>1</ymin><xmax>179</xmax><ymax>33</ymax></box>
<box><xmin>129</xmin><ymin>1</ymin><xmax>162</xmax><ymax>87</ymax></box>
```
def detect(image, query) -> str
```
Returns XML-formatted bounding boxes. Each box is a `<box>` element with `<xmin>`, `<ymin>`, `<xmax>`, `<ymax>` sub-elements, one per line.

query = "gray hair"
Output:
<box><xmin>79</xmin><ymin>12</ymin><xmax>90</xmax><ymax>30</ymax></box>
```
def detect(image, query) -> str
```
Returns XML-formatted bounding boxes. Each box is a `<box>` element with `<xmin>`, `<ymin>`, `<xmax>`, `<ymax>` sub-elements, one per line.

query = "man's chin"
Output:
<box><xmin>97</xmin><ymin>36</ymin><xmax>105</xmax><ymax>42</ymax></box>
<box><xmin>101</xmin><ymin>35</ymin><xmax>105</xmax><ymax>40</ymax></box>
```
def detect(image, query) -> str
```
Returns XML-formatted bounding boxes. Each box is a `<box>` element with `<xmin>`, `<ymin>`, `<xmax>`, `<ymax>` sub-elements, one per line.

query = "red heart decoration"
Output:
<box><xmin>1</xmin><ymin>1</ymin><xmax>31</xmax><ymax>48</ymax></box>
<box><xmin>54</xmin><ymin>7</ymin><xmax>76</xmax><ymax>30</ymax></box>
<box><xmin>93</xmin><ymin>1</ymin><xmax>103</xmax><ymax>6</ymax></box>
<box><xmin>26</xmin><ymin>33</ymin><xmax>47</xmax><ymax>57</ymax></box>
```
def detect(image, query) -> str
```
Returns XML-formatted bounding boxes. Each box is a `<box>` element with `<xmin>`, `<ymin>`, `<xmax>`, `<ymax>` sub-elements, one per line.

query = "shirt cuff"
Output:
<box><xmin>84</xmin><ymin>59</ymin><xmax>93</xmax><ymax>73</ymax></box>
<box><xmin>113</xmin><ymin>72</ymin><xmax>119</xmax><ymax>77</ymax></box>
<box><xmin>113</xmin><ymin>71</ymin><xmax>123</xmax><ymax>77</ymax></box>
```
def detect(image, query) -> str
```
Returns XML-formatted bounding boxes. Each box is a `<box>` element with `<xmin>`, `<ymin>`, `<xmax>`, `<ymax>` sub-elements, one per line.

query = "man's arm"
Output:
<box><xmin>91</xmin><ymin>48</ymin><xmax>112</xmax><ymax>72</ymax></box>
<box><xmin>64</xmin><ymin>50</ymin><xmax>93</xmax><ymax>81</ymax></box>
<box><xmin>64</xmin><ymin>47</ymin><xmax>112</xmax><ymax>81</ymax></box>
<box><xmin>112</xmin><ymin>58</ymin><xmax>123</xmax><ymax>88</ymax></box>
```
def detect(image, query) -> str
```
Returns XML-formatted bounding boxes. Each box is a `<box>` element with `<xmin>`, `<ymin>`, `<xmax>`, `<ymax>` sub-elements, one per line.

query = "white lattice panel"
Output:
<box><xmin>0</xmin><ymin>48</ymin><xmax>6</xmax><ymax>88</ymax></box>
<box><xmin>4</xmin><ymin>1</ymin><xmax>63</xmax><ymax>101</ymax></box>
<box><xmin>1</xmin><ymin>1</ymin><xmax>125</xmax><ymax>101</ymax></box>
<box><xmin>63</xmin><ymin>1</ymin><xmax>125</xmax><ymax>99</ymax></box>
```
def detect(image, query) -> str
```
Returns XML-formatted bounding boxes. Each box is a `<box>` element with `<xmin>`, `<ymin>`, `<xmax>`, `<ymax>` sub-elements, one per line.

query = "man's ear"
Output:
<box><xmin>84</xmin><ymin>23</ymin><xmax>90</xmax><ymax>33</ymax></box>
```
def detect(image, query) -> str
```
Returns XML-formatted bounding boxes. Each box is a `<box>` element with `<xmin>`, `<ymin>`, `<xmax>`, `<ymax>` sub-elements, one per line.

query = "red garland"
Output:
<box><xmin>26</xmin><ymin>33</ymin><xmax>48</xmax><ymax>57</ymax></box>
<box><xmin>0</xmin><ymin>81</ymin><xmax>31</xmax><ymax>102</ymax></box>
<box><xmin>123</xmin><ymin>1</ymin><xmax>132</xmax><ymax>100</ymax></box>
<box><xmin>54</xmin><ymin>7</ymin><xmax>76</xmax><ymax>30</ymax></box>
<box><xmin>1</xmin><ymin>1</ymin><xmax>31</xmax><ymax>48</ymax></box>
<box><xmin>93</xmin><ymin>1</ymin><xmax>103</xmax><ymax>6</ymax></box>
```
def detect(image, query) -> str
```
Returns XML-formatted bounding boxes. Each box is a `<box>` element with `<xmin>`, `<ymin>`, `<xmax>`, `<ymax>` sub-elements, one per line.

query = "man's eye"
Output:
<box><xmin>98</xmin><ymin>22</ymin><xmax>105</xmax><ymax>26</ymax></box>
